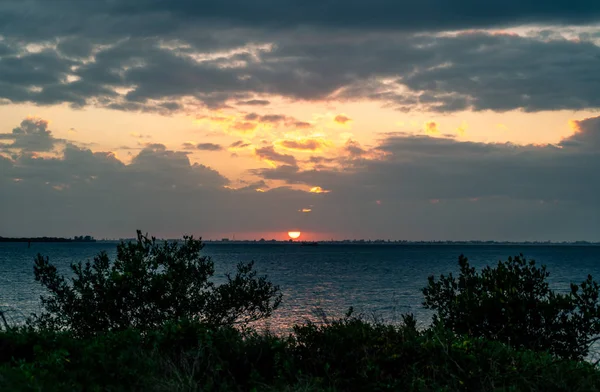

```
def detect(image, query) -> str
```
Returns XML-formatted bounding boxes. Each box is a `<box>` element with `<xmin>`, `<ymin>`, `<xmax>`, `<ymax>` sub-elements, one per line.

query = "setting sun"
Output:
<box><xmin>288</xmin><ymin>231</ymin><xmax>301</xmax><ymax>239</ymax></box>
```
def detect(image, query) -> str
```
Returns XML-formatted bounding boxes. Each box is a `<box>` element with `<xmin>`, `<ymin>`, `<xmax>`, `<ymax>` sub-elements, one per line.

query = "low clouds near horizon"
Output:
<box><xmin>1</xmin><ymin>116</ymin><xmax>599</xmax><ymax>241</ymax></box>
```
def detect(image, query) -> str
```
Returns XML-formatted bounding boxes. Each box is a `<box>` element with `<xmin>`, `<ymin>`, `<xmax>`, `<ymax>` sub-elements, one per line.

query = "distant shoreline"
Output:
<box><xmin>1</xmin><ymin>238</ymin><xmax>597</xmax><ymax>246</ymax></box>
<box><xmin>203</xmin><ymin>241</ymin><xmax>600</xmax><ymax>246</ymax></box>
<box><xmin>0</xmin><ymin>237</ymin><xmax>96</xmax><ymax>243</ymax></box>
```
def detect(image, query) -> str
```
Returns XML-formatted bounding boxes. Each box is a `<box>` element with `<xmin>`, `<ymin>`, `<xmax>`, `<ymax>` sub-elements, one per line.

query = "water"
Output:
<box><xmin>1</xmin><ymin>242</ymin><xmax>599</xmax><ymax>332</ymax></box>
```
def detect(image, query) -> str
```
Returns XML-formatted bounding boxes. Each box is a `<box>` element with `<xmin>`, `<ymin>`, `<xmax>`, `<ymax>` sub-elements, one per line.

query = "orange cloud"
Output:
<box><xmin>334</xmin><ymin>114</ymin><xmax>352</xmax><ymax>124</ymax></box>
<box><xmin>293</xmin><ymin>121</ymin><xmax>313</xmax><ymax>129</ymax></box>
<box><xmin>568</xmin><ymin>119</ymin><xmax>580</xmax><ymax>134</ymax></box>
<box><xmin>425</xmin><ymin>121</ymin><xmax>439</xmax><ymax>134</ymax></box>
<box><xmin>278</xmin><ymin>138</ymin><xmax>329</xmax><ymax>151</ymax></box>
<box><xmin>299</xmin><ymin>208</ymin><xmax>312</xmax><ymax>213</ymax></box>
<box><xmin>309</xmin><ymin>186</ymin><xmax>330</xmax><ymax>194</ymax></box>
<box><xmin>232</xmin><ymin>122</ymin><xmax>257</xmax><ymax>132</ymax></box>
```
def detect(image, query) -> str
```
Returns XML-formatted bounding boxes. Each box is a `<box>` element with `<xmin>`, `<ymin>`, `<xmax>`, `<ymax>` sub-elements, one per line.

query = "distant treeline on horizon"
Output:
<box><xmin>1</xmin><ymin>237</ymin><xmax>598</xmax><ymax>246</ymax></box>
<box><xmin>0</xmin><ymin>236</ymin><xmax>96</xmax><ymax>243</ymax></box>
<box><xmin>194</xmin><ymin>239</ymin><xmax>600</xmax><ymax>246</ymax></box>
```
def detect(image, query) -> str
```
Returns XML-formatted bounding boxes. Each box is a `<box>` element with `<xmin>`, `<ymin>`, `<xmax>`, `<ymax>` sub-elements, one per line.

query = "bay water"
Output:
<box><xmin>1</xmin><ymin>242</ymin><xmax>599</xmax><ymax>333</ymax></box>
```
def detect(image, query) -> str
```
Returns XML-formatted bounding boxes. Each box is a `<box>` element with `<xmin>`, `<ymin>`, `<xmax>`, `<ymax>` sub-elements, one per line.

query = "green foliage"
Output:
<box><xmin>291</xmin><ymin>311</ymin><xmax>421</xmax><ymax>390</ymax></box>
<box><xmin>423</xmin><ymin>254</ymin><xmax>600</xmax><ymax>360</ymax></box>
<box><xmin>32</xmin><ymin>230</ymin><xmax>282</xmax><ymax>336</ymax></box>
<box><xmin>3</xmin><ymin>250</ymin><xmax>600</xmax><ymax>390</ymax></box>
<box><xmin>1</xmin><ymin>318</ymin><xmax>600</xmax><ymax>392</ymax></box>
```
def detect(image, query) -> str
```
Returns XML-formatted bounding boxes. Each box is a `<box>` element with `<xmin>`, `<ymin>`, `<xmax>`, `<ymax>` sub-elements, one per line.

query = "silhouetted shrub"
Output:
<box><xmin>292</xmin><ymin>310</ymin><xmax>421</xmax><ymax>390</ymax></box>
<box><xmin>32</xmin><ymin>231</ymin><xmax>281</xmax><ymax>337</ymax></box>
<box><xmin>6</xmin><ymin>317</ymin><xmax>598</xmax><ymax>392</ymax></box>
<box><xmin>423</xmin><ymin>254</ymin><xmax>600</xmax><ymax>360</ymax></box>
<box><xmin>3</xmin><ymin>251</ymin><xmax>600</xmax><ymax>391</ymax></box>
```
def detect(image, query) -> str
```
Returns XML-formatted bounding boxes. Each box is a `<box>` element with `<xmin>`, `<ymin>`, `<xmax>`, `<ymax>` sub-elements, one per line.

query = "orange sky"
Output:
<box><xmin>0</xmin><ymin>101</ymin><xmax>586</xmax><ymax>183</ymax></box>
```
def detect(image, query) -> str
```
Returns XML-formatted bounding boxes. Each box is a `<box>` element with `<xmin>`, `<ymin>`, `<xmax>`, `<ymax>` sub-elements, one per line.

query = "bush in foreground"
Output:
<box><xmin>3</xmin><ymin>246</ymin><xmax>600</xmax><ymax>391</ymax></box>
<box><xmin>423</xmin><ymin>254</ymin><xmax>600</xmax><ymax>360</ymax></box>
<box><xmin>32</xmin><ymin>231</ymin><xmax>282</xmax><ymax>336</ymax></box>
<box><xmin>1</xmin><ymin>318</ymin><xmax>600</xmax><ymax>392</ymax></box>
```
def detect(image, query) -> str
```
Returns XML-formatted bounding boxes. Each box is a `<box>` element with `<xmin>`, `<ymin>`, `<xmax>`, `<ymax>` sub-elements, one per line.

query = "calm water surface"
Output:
<box><xmin>1</xmin><ymin>242</ymin><xmax>599</xmax><ymax>333</ymax></box>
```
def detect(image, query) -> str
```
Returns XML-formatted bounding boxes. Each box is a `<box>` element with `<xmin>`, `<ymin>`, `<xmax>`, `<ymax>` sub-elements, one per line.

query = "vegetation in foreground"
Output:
<box><xmin>1</xmin><ymin>232</ymin><xmax>600</xmax><ymax>391</ymax></box>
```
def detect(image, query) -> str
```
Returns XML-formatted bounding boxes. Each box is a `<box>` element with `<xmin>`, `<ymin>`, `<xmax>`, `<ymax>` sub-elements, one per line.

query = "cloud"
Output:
<box><xmin>3</xmin><ymin>0</ymin><xmax>600</xmax><ymax>43</ymax></box>
<box><xmin>309</xmin><ymin>186</ymin><xmax>330</xmax><ymax>194</ymax></box>
<box><xmin>243</xmin><ymin>113</ymin><xmax>303</xmax><ymax>126</ymax></box>
<box><xmin>229</xmin><ymin>140</ymin><xmax>252</xmax><ymax>149</ymax></box>
<box><xmin>334</xmin><ymin>115</ymin><xmax>351</xmax><ymax>125</ymax></box>
<box><xmin>343</xmin><ymin>140</ymin><xmax>368</xmax><ymax>158</ymax></box>
<box><xmin>231</xmin><ymin>122</ymin><xmax>258</xmax><ymax>133</ymax></box>
<box><xmin>278</xmin><ymin>139</ymin><xmax>328</xmax><ymax>151</ymax></box>
<box><xmin>563</xmin><ymin>116</ymin><xmax>600</xmax><ymax>149</ymax></box>
<box><xmin>255</xmin><ymin>146</ymin><xmax>297</xmax><ymax>166</ymax></box>
<box><xmin>293</xmin><ymin>121</ymin><xmax>313</xmax><ymax>129</ymax></box>
<box><xmin>1</xmin><ymin>116</ymin><xmax>600</xmax><ymax>240</ymax></box>
<box><xmin>237</xmin><ymin>99</ymin><xmax>270</xmax><ymax>106</ymax></box>
<box><xmin>424</xmin><ymin>121</ymin><xmax>439</xmax><ymax>134</ymax></box>
<box><xmin>183</xmin><ymin>142</ymin><xmax>224</xmax><ymax>151</ymax></box>
<box><xmin>253</xmin><ymin>117</ymin><xmax>600</xmax><ymax>211</ymax></box>
<box><xmin>0</xmin><ymin>117</ymin><xmax>58</xmax><ymax>152</ymax></box>
<box><xmin>1</xmin><ymin>25</ymin><xmax>600</xmax><ymax>113</ymax></box>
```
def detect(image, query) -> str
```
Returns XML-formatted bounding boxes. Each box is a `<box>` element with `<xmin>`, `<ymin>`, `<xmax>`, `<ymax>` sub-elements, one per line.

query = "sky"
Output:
<box><xmin>0</xmin><ymin>1</ymin><xmax>599</xmax><ymax>241</ymax></box>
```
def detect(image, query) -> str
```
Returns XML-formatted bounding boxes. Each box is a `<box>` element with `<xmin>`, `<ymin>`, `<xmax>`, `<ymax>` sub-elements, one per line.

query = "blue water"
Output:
<box><xmin>1</xmin><ymin>242</ymin><xmax>599</xmax><ymax>333</ymax></box>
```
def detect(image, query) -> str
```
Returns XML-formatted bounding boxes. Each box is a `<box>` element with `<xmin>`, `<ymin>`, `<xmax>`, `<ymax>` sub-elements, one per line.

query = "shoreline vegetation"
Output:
<box><xmin>3</xmin><ymin>236</ymin><xmax>598</xmax><ymax>246</ymax></box>
<box><xmin>2</xmin><ymin>231</ymin><xmax>600</xmax><ymax>391</ymax></box>
<box><xmin>0</xmin><ymin>236</ymin><xmax>96</xmax><ymax>243</ymax></box>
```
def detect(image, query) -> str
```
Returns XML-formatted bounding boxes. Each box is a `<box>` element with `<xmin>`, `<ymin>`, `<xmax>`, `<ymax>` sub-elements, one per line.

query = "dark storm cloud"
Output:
<box><xmin>138</xmin><ymin>0</ymin><xmax>600</xmax><ymax>31</ymax></box>
<box><xmin>56</xmin><ymin>37</ymin><xmax>95</xmax><ymax>58</ymax></box>
<box><xmin>3</xmin><ymin>31</ymin><xmax>600</xmax><ymax>113</ymax></box>
<box><xmin>3</xmin><ymin>0</ymin><xmax>600</xmax><ymax>40</ymax></box>
<box><xmin>267</xmin><ymin>31</ymin><xmax>600</xmax><ymax>112</ymax></box>
<box><xmin>396</xmin><ymin>33</ymin><xmax>600</xmax><ymax>112</ymax></box>
<box><xmin>0</xmin><ymin>0</ymin><xmax>600</xmax><ymax>113</ymax></box>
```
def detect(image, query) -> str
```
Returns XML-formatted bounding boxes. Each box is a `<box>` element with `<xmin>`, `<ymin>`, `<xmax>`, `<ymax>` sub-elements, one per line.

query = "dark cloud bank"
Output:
<box><xmin>1</xmin><ymin>1</ymin><xmax>600</xmax><ymax>112</ymax></box>
<box><xmin>1</xmin><ymin>117</ymin><xmax>599</xmax><ymax>240</ymax></box>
